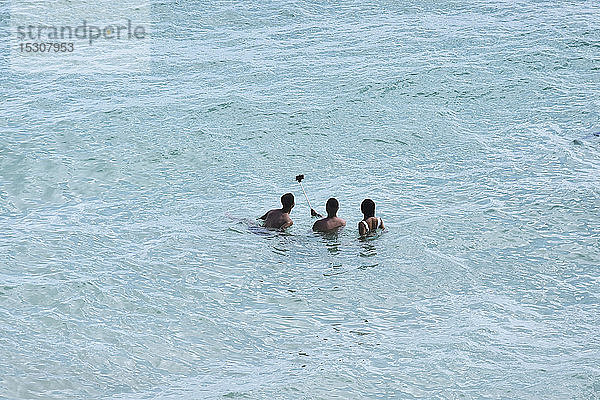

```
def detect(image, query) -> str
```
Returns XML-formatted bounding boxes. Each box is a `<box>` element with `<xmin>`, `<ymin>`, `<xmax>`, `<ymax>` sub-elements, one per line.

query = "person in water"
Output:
<box><xmin>259</xmin><ymin>193</ymin><xmax>295</xmax><ymax>229</ymax></box>
<box><xmin>312</xmin><ymin>198</ymin><xmax>346</xmax><ymax>232</ymax></box>
<box><xmin>358</xmin><ymin>198</ymin><xmax>384</xmax><ymax>235</ymax></box>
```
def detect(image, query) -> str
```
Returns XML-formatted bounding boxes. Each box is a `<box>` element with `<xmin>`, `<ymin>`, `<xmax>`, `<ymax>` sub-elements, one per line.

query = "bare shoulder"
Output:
<box><xmin>263</xmin><ymin>209</ymin><xmax>277</xmax><ymax>218</ymax></box>
<box><xmin>312</xmin><ymin>218</ymin><xmax>325</xmax><ymax>231</ymax></box>
<box><xmin>281</xmin><ymin>216</ymin><xmax>293</xmax><ymax>229</ymax></box>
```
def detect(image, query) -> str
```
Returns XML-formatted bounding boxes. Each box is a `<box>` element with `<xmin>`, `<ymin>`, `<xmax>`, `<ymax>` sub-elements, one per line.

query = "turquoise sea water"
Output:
<box><xmin>1</xmin><ymin>0</ymin><xmax>600</xmax><ymax>398</ymax></box>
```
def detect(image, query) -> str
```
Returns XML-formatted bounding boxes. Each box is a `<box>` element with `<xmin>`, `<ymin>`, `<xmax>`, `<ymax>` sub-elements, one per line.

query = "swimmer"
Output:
<box><xmin>312</xmin><ymin>198</ymin><xmax>346</xmax><ymax>232</ymax></box>
<box><xmin>259</xmin><ymin>193</ymin><xmax>295</xmax><ymax>230</ymax></box>
<box><xmin>358</xmin><ymin>199</ymin><xmax>384</xmax><ymax>236</ymax></box>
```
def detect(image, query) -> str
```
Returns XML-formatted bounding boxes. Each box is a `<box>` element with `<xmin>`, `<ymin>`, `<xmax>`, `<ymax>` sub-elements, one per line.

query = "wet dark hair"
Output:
<box><xmin>326</xmin><ymin>197</ymin><xmax>339</xmax><ymax>217</ymax></box>
<box><xmin>361</xmin><ymin>199</ymin><xmax>375</xmax><ymax>219</ymax></box>
<box><xmin>281</xmin><ymin>193</ymin><xmax>294</xmax><ymax>209</ymax></box>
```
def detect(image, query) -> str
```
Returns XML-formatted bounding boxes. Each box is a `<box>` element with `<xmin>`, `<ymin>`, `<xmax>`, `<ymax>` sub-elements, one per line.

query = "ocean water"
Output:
<box><xmin>1</xmin><ymin>0</ymin><xmax>600</xmax><ymax>398</ymax></box>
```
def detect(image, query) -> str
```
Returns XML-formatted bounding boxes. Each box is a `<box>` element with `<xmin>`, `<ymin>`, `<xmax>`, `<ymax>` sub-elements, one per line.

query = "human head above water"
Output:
<box><xmin>281</xmin><ymin>193</ymin><xmax>294</xmax><ymax>211</ymax></box>
<box><xmin>361</xmin><ymin>198</ymin><xmax>375</xmax><ymax>219</ymax></box>
<box><xmin>326</xmin><ymin>197</ymin><xmax>339</xmax><ymax>217</ymax></box>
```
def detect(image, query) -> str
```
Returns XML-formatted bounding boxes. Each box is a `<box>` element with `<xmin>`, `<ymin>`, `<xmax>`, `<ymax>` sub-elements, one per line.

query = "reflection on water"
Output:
<box><xmin>314</xmin><ymin>229</ymin><xmax>343</xmax><ymax>255</ymax></box>
<box><xmin>323</xmin><ymin>263</ymin><xmax>346</xmax><ymax>277</ymax></box>
<box><xmin>357</xmin><ymin>263</ymin><xmax>379</xmax><ymax>270</ymax></box>
<box><xmin>359</xmin><ymin>241</ymin><xmax>377</xmax><ymax>258</ymax></box>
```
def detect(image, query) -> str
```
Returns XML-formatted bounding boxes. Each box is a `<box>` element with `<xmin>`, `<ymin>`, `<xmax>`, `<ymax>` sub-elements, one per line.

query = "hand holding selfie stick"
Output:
<box><xmin>295</xmin><ymin>174</ymin><xmax>322</xmax><ymax>217</ymax></box>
